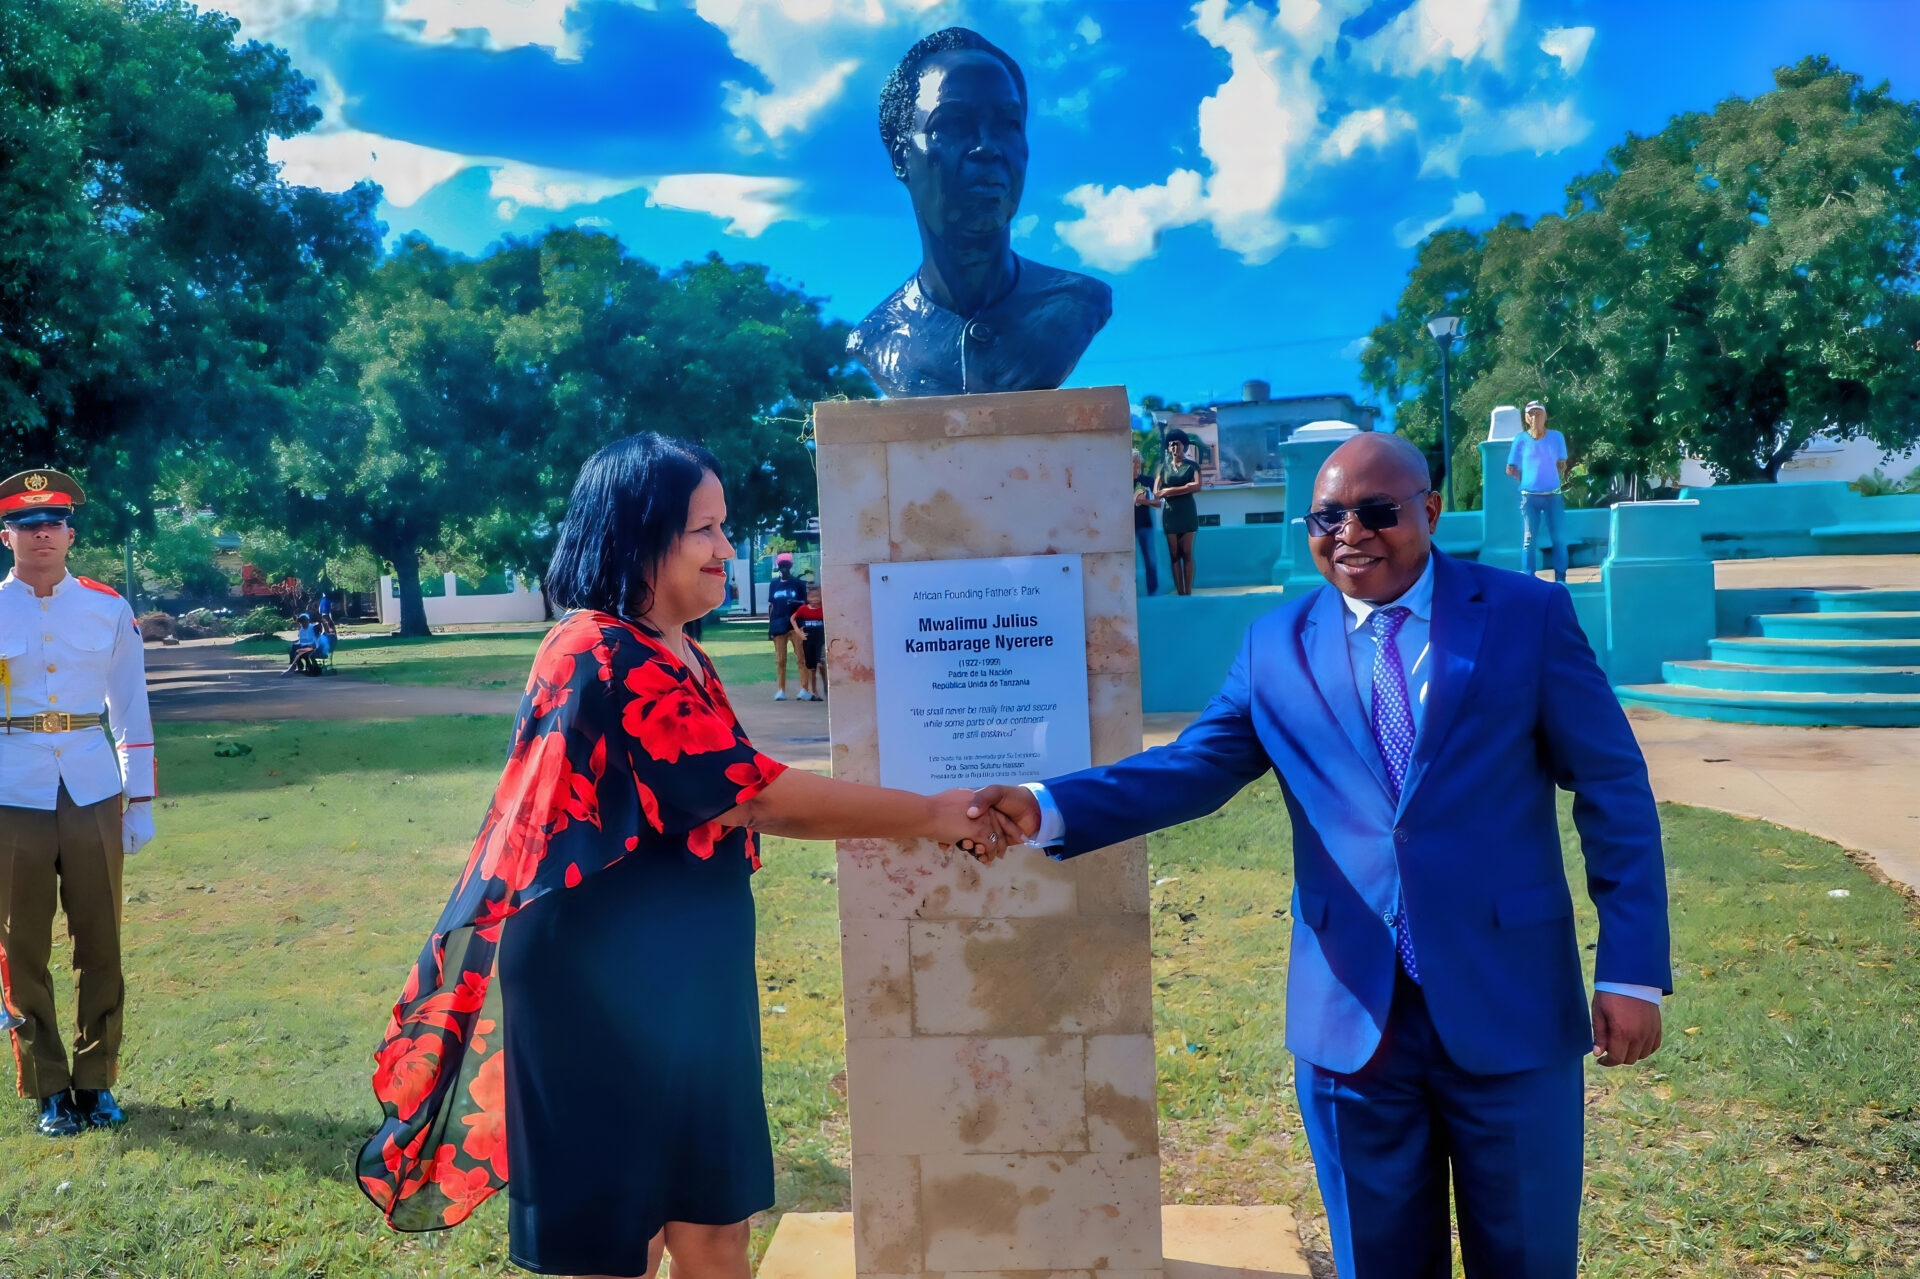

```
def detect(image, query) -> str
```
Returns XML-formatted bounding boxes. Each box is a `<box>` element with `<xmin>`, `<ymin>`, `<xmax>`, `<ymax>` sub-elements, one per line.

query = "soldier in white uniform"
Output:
<box><xmin>0</xmin><ymin>469</ymin><xmax>156</xmax><ymax>1136</ymax></box>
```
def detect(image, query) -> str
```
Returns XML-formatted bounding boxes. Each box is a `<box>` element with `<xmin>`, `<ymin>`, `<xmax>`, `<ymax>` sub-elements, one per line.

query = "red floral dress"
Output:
<box><xmin>357</xmin><ymin>612</ymin><xmax>786</xmax><ymax>1236</ymax></box>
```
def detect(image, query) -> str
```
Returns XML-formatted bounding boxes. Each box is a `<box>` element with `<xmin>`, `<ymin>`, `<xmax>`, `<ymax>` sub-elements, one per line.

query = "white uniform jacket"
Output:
<box><xmin>0</xmin><ymin>571</ymin><xmax>156</xmax><ymax>810</ymax></box>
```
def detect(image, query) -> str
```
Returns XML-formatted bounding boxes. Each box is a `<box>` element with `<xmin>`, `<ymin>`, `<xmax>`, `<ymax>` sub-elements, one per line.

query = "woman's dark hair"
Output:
<box><xmin>1165</xmin><ymin>428</ymin><xmax>1190</xmax><ymax>447</ymax></box>
<box><xmin>547</xmin><ymin>432</ymin><xmax>722</xmax><ymax>622</ymax></box>
<box><xmin>879</xmin><ymin>27</ymin><xmax>1026</xmax><ymax>175</ymax></box>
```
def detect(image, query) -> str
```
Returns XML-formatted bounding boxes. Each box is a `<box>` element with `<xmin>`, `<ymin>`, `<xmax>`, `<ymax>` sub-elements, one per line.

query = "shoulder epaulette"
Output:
<box><xmin>76</xmin><ymin>577</ymin><xmax>121</xmax><ymax>598</ymax></box>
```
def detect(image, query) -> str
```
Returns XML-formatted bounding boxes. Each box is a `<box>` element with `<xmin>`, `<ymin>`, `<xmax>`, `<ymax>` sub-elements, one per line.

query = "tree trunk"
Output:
<box><xmin>391</xmin><ymin>545</ymin><xmax>433</xmax><ymax>638</ymax></box>
<box><xmin>1757</xmin><ymin>421</ymin><xmax>1799</xmax><ymax>483</ymax></box>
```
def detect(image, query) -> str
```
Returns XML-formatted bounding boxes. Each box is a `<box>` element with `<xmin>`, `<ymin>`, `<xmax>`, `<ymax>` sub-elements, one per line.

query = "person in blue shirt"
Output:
<box><xmin>1506</xmin><ymin>400</ymin><xmax>1570</xmax><ymax>583</ymax></box>
<box><xmin>283</xmin><ymin>614</ymin><xmax>320</xmax><ymax>675</ymax></box>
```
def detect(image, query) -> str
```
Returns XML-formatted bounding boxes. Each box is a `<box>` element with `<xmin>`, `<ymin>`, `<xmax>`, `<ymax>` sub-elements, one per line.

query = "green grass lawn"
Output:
<box><xmin>232</xmin><ymin>618</ymin><xmax>780</xmax><ymax>693</ymax></box>
<box><xmin>1</xmin><ymin>718</ymin><xmax>1915</xmax><ymax>1277</ymax></box>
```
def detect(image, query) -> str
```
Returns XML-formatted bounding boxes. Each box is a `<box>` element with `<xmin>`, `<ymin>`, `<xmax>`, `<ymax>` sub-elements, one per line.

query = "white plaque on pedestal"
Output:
<box><xmin>869</xmin><ymin>553</ymin><xmax>1092</xmax><ymax>794</ymax></box>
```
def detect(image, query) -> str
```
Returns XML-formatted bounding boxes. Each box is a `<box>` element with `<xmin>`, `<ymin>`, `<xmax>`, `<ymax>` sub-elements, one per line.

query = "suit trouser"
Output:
<box><xmin>0</xmin><ymin>785</ymin><xmax>125</xmax><ymax>1099</ymax></box>
<box><xmin>1298</xmin><ymin>970</ymin><xmax>1585</xmax><ymax>1279</ymax></box>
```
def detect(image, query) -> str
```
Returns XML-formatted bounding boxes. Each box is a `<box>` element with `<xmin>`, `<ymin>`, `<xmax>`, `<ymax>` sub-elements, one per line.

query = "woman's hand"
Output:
<box><xmin>925</xmin><ymin>788</ymin><xmax>1012</xmax><ymax>863</ymax></box>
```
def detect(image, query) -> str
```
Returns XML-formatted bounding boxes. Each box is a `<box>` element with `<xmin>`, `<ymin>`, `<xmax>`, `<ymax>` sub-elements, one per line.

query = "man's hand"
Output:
<box><xmin>968</xmin><ymin>785</ymin><xmax>1041</xmax><ymax>839</ymax></box>
<box><xmin>1591</xmin><ymin>991</ymin><xmax>1662</xmax><ymax>1067</ymax></box>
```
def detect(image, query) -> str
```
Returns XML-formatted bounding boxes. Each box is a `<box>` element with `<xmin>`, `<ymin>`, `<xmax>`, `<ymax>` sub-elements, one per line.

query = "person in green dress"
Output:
<box><xmin>1154</xmin><ymin>429</ymin><xmax>1203</xmax><ymax>596</ymax></box>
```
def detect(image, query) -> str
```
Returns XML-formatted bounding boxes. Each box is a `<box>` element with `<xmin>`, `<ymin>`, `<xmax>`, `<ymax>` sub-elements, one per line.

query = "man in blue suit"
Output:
<box><xmin>972</xmin><ymin>433</ymin><xmax>1671</xmax><ymax>1277</ymax></box>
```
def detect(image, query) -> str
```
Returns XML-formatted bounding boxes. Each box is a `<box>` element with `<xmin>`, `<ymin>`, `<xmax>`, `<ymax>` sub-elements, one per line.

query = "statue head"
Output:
<box><xmin>878</xmin><ymin>28</ymin><xmax>1028</xmax><ymax>244</ymax></box>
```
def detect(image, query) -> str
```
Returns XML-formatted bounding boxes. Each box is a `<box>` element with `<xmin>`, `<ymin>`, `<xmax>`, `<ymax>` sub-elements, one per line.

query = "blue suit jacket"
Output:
<box><xmin>1046</xmin><ymin>551</ymin><xmax>1672</xmax><ymax>1076</ymax></box>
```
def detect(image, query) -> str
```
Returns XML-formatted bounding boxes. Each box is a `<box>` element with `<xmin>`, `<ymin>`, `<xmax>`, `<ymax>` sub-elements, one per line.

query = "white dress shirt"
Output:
<box><xmin>1025</xmin><ymin>554</ymin><xmax>1658</xmax><ymax>1007</ymax></box>
<box><xmin>0</xmin><ymin>570</ymin><xmax>156</xmax><ymax>809</ymax></box>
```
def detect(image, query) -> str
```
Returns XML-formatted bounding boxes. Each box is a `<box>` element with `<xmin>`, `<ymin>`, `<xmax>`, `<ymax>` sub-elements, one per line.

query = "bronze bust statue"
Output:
<box><xmin>849</xmin><ymin>28</ymin><xmax>1112</xmax><ymax>398</ymax></box>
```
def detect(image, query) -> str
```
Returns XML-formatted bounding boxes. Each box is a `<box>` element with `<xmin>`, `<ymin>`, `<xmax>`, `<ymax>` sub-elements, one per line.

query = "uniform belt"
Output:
<box><xmin>1</xmin><ymin>712</ymin><xmax>104</xmax><ymax>732</ymax></box>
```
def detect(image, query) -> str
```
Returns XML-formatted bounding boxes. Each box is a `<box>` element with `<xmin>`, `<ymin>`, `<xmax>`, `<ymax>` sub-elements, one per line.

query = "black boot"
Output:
<box><xmin>36</xmin><ymin>1091</ymin><xmax>83</xmax><ymax>1138</ymax></box>
<box><xmin>72</xmin><ymin>1088</ymin><xmax>126</xmax><ymax>1128</ymax></box>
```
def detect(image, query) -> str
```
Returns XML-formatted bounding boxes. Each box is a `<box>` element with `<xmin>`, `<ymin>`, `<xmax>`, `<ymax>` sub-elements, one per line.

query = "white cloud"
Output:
<box><xmin>1359</xmin><ymin>0</ymin><xmax>1521</xmax><ymax>74</ymax></box>
<box><xmin>1054</xmin><ymin>0</ymin><xmax>1362</xmax><ymax>271</ymax></box>
<box><xmin>211</xmin><ymin>0</ymin><xmax>342</xmax><ymax>40</ymax></box>
<box><xmin>268</xmin><ymin>129</ymin><xmax>479</xmax><ymax>207</ymax></box>
<box><xmin>1318</xmin><ymin>106</ymin><xmax>1418</xmax><ymax>162</ymax></box>
<box><xmin>270</xmin><ymin>127</ymin><xmax>798</xmax><ymax>236</ymax></box>
<box><xmin>695</xmin><ymin>0</ymin><xmax>942</xmax><ymax>147</ymax></box>
<box><xmin>724</xmin><ymin>57</ymin><xmax>862</xmax><ymax>141</ymax></box>
<box><xmin>1392</xmin><ymin>190</ymin><xmax>1486</xmax><ymax>247</ymax></box>
<box><xmin>1076</xmin><ymin>14</ymin><xmax>1102</xmax><ymax>44</ymax></box>
<box><xmin>1417</xmin><ymin>97</ymin><xmax>1590</xmax><ymax>177</ymax></box>
<box><xmin>1539</xmin><ymin>25</ymin><xmax>1594</xmax><ymax>75</ymax></box>
<box><xmin>385</xmin><ymin>0</ymin><xmax>585</xmax><ymax>58</ymax></box>
<box><xmin>1044</xmin><ymin>88</ymin><xmax>1091</xmax><ymax>120</ymax></box>
<box><xmin>490</xmin><ymin>164</ymin><xmax>650</xmax><ymax>216</ymax></box>
<box><xmin>647</xmin><ymin>174</ymin><xmax>800</xmax><ymax>236</ymax></box>
<box><xmin>1056</xmin><ymin>170</ymin><xmax>1208</xmax><ymax>272</ymax></box>
<box><xmin>1340</xmin><ymin>335</ymin><xmax>1373</xmax><ymax>360</ymax></box>
<box><xmin>1012</xmin><ymin>212</ymin><xmax>1040</xmax><ymax>240</ymax></box>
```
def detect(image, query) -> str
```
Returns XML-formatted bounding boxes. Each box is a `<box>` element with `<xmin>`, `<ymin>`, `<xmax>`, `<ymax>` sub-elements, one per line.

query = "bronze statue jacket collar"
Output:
<box><xmin>849</xmin><ymin>255</ymin><xmax>1112</xmax><ymax>398</ymax></box>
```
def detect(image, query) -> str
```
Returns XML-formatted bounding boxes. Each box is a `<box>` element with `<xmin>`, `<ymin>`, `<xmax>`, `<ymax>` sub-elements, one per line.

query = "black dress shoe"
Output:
<box><xmin>36</xmin><ymin>1091</ymin><xmax>83</xmax><ymax>1138</ymax></box>
<box><xmin>72</xmin><ymin>1088</ymin><xmax>125</xmax><ymax>1128</ymax></box>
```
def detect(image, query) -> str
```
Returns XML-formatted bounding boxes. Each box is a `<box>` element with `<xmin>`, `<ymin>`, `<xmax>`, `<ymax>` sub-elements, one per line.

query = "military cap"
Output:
<box><xmin>0</xmin><ymin>469</ymin><xmax>84</xmax><ymax>525</ymax></box>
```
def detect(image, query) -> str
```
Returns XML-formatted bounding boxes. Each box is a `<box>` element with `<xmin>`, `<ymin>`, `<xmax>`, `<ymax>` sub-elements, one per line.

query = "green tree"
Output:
<box><xmin>0</xmin><ymin>0</ymin><xmax>381</xmax><ymax>525</ymax></box>
<box><xmin>1366</xmin><ymin>57</ymin><xmax>1920</xmax><ymax>495</ymax></box>
<box><xmin>273</xmin><ymin>231</ymin><xmax>868</xmax><ymax>636</ymax></box>
<box><xmin>1359</xmin><ymin>227</ymin><xmax>1507</xmax><ymax>507</ymax></box>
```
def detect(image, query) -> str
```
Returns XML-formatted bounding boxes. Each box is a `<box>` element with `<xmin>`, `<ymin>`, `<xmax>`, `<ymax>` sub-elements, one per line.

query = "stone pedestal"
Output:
<box><xmin>1601</xmin><ymin>499</ymin><xmax>1715</xmax><ymax>684</ymax></box>
<box><xmin>760</xmin><ymin>1207</ymin><xmax>1312</xmax><ymax>1279</ymax></box>
<box><xmin>1273</xmin><ymin>433</ymin><xmax>1350</xmax><ymax>591</ymax></box>
<box><xmin>813</xmin><ymin>387</ymin><xmax>1161</xmax><ymax>1278</ymax></box>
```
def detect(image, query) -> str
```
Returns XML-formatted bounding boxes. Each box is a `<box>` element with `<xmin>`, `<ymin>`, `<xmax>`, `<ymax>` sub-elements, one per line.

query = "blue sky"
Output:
<box><xmin>227</xmin><ymin>0</ymin><xmax>1920</xmax><ymax>416</ymax></box>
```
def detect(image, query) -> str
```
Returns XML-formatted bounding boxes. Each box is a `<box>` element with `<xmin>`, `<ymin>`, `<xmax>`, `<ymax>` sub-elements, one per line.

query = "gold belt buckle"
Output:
<box><xmin>34</xmin><ymin>712</ymin><xmax>72</xmax><ymax>733</ymax></box>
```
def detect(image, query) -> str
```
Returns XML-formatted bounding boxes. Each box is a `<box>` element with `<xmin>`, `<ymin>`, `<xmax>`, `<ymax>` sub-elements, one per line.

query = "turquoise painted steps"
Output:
<box><xmin>1810</xmin><ymin>589</ymin><xmax>1920</xmax><ymax>612</ymax></box>
<box><xmin>1661</xmin><ymin>660</ymin><xmax>1920</xmax><ymax>694</ymax></box>
<box><xmin>1615</xmin><ymin>684</ymin><xmax>1920</xmax><ymax>727</ymax></box>
<box><xmin>1750</xmin><ymin>610</ymin><xmax>1920</xmax><ymax>640</ymax></box>
<box><xmin>1708</xmin><ymin>635</ymin><xmax>1920</xmax><ymax>667</ymax></box>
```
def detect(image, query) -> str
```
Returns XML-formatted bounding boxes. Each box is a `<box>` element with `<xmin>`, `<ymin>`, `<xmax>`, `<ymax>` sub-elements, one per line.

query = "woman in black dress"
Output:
<box><xmin>358</xmin><ymin>434</ymin><xmax>1006</xmax><ymax>1278</ymax></box>
<box><xmin>1154</xmin><ymin>428</ymin><xmax>1204</xmax><ymax>596</ymax></box>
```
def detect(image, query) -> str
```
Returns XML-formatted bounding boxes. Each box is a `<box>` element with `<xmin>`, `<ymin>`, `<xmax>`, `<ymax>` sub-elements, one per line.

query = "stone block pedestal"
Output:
<box><xmin>815</xmin><ymin>388</ymin><xmax>1160</xmax><ymax>1278</ymax></box>
<box><xmin>758</xmin><ymin>1207</ymin><xmax>1313</xmax><ymax>1279</ymax></box>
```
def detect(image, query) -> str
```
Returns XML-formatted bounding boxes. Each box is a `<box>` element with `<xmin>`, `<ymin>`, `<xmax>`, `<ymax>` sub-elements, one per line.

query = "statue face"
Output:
<box><xmin>899</xmin><ymin>49</ymin><xmax>1027</xmax><ymax>240</ymax></box>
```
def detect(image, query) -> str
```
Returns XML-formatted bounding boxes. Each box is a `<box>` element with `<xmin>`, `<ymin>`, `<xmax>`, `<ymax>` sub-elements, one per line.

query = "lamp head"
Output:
<box><xmin>1426</xmin><ymin>314</ymin><xmax>1464</xmax><ymax>344</ymax></box>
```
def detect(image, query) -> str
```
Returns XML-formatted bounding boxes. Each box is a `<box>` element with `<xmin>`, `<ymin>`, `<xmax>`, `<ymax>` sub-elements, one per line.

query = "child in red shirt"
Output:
<box><xmin>793</xmin><ymin>582</ymin><xmax>826</xmax><ymax>701</ymax></box>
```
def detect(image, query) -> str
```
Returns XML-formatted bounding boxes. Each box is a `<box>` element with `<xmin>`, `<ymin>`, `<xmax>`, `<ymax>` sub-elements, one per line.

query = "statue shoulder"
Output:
<box><xmin>1015</xmin><ymin>258</ymin><xmax>1113</xmax><ymax>332</ymax></box>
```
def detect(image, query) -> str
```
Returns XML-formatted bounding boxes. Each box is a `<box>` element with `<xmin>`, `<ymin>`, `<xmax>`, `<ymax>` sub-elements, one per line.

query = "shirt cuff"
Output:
<box><xmin>1593</xmin><ymin>981</ymin><xmax>1663</xmax><ymax>1006</ymax></box>
<box><xmin>1021</xmin><ymin>782</ymin><xmax>1066</xmax><ymax>847</ymax></box>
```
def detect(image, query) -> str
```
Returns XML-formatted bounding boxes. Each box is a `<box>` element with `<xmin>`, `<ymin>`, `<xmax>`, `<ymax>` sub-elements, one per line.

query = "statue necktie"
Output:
<box><xmin>1367</xmin><ymin>605</ymin><xmax>1420</xmax><ymax>983</ymax></box>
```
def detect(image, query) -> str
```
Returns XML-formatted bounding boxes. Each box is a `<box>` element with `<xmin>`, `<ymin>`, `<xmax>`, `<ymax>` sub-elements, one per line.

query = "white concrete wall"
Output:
<box><xmin>376</xmin><ymin>572</ymin><xmax>548</xmax><ymax>627</ymax></box>
<box><xmin>1682</xmin><ymin>434</ymin><xmax>1920</xmax><ymax>488</ymax></box>
<box><xmin>1193</xmin><ymin>481</ymin><xmax>1288</xmax><ymax>525</ymax></box>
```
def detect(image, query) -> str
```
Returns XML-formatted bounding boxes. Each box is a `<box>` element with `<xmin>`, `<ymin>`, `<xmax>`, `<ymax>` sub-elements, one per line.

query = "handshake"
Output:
<box><xmin>925</xmin><ymin>785</ymin><xmax>1044</xmax><ymax>864</ymax></box>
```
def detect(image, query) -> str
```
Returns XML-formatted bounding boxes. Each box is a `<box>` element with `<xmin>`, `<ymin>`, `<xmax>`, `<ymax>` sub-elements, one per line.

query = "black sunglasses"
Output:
<box><xmin>1304</xmin><ymin>490</ymin><xmax>1431</xmax><ymax>538</ymax></box>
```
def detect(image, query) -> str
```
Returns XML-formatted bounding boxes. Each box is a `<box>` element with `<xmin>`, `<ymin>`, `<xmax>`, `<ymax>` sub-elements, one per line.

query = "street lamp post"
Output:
<box><xmin>1426</xmin><ymin>314</ymin><xmax>1464</xmax><ymax>511</ymax></box>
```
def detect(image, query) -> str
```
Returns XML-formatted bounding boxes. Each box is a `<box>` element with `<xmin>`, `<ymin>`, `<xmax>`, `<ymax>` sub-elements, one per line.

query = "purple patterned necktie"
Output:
<box><xmin>1367</xmin><ymin>605</ymin><xmax>1420</xmax><ymax>983</ymax></box>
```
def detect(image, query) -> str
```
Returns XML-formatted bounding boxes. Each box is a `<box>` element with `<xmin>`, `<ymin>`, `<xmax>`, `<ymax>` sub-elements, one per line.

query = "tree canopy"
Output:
<box><xmin>0</xmin><ymin>0</ymin><xmax>382</xmax><ymax>531</ymax></box>
<box><xmin>269</xmin><ymin>231</ymin><xmax>869</xmax><ymax>635</ymax></box>
<box><xmin>1365</xmin><ymin>57</ymin><xmax>1920</xmax><ymax>499</ymax></box>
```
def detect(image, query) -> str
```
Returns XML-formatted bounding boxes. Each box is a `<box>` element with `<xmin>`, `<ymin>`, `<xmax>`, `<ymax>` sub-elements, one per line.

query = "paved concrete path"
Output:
<box><xmin>144</xmin><ymin>640</ymin><xmax>520</xmax><ymax>721</ymax></box>
<box><xmin>143</xmin><ymin>637</ymin><xmax>843</xmax><ymax>768</ymax></box>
